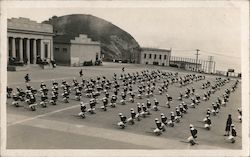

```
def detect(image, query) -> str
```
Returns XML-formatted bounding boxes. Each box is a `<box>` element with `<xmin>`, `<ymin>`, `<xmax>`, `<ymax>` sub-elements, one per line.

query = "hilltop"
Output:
<box><xmin>43</xmin><ymin>14</ymin><xmax>141</xmax><ymax>63</ymax></box>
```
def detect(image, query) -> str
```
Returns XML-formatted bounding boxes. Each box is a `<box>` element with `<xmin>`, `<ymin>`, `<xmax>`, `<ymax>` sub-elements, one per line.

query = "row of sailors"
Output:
<box><xmin>178</xmin><ymin>87</ymin><xmax>196</xmax><ymax>100</ymax></box>
<box><xmin>9</xmin><ymin>72</ymin><xmax>236</xmax><ymax>112</ymax></box>
<box><xmin>178</xmin><ymin>75</ymin><xmax>205</xmax><ymax>87</ymax></box>
<box><xmin>8</xmin><ymin>78</ymin><xmax>221</xmax><ymax>112</ymax></box>
<box><xmin>9</xmin><ymin>79</ymin><xmax>200</xmax><ymax>111</ymax></box>
<box><xmin>117</xmin><ymin>100</ymin><xmax>191</xmax><ymax>131</ymax></box>
<box><xmin>8</xmin><ymin>69</ymin><xmax>203</xmax><ymax>101</ymax></box>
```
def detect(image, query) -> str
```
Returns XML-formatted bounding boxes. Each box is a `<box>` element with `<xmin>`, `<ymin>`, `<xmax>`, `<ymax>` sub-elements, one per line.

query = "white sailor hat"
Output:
<box><xmin>161</xmin><ymin>113</ymin><xmax>164</xmax><ymax>116</ymax></box>
<box><xmin>190</xmin><ymin>124</ymin><xmax>194</xmax><ymax>128</ymax></box>
<box><xmin>118</xmin><ymin>113</ymin><xmax>122</xmax><ymax>116</ymax></box>
<box><xmin>155</xmin><ymin>118</ymin><xmax>159</xmax><ymax>121</ymax></box>
<box><xmin>130</xmin><ymin>108</ymin><xmax>134</xmax><ymax>111</ymax></box>
<box><xmin>231</xmin><ymin>124</ymin><xmax>234</xmax><ymax>127</ymax></box>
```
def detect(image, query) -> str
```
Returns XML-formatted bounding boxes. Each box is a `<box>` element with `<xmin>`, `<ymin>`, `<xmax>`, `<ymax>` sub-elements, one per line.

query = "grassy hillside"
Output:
<box><xmin>43</xmin><ymin>14</ymin><xmax>141</xmax><ymax>63</ymax></box>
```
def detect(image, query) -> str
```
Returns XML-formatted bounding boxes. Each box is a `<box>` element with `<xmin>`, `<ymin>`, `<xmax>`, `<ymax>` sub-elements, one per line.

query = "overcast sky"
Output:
<box><xmin>7</xmin><ymin>6</ymin><xmax>242</xmax><ymax>72</ymax></box>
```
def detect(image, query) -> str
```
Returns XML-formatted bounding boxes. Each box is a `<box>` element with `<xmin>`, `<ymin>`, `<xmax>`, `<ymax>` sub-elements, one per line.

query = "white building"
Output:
<box><xmin>140</xmin><ymin>47</ymin><xmax>171</xmax><ymax>66</ymax></box>
<box><xmin>7</xmin><ymin>17</ymin><xmax>54</xmax><ymax>65</ymax></box>
<box><xmin>53</xmin><ymin>34</ymin><xmax>101</xmax><ymax>66</ymax></box>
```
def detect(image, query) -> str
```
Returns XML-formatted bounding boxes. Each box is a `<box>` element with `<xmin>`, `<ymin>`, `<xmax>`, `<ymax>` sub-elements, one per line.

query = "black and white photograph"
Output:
<box><xmin>0</xmin><ymin>1</ymin><xmax>249</xmax><ymax>157</ymax></box>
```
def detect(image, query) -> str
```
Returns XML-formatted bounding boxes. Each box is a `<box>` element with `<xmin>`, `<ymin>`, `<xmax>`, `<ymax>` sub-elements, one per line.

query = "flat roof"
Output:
<box><xmin>141</xmin><ymin>47</ymin><xmax>171</xmax><ymax>52</ymax></box>
<box><xmin>170</xmin><ymin>60</ymin><xmax>202</xmax><ymax>65</ymax></box>
<box><xmin>8</xmin><ymin>17</ymin><xmax>53</xmax><ymax>34</ymax></box>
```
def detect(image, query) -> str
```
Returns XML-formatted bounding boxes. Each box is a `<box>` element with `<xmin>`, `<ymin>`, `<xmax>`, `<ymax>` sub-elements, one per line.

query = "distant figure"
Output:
<box><xmin>24</xmin><ymin>74</ymin><xmax>30</xmax><ymax>83</ymax></box>
<box><xmin>188</xmin><ymin>124</ymin><xmax>198</xmax><ymax>145</ymax></box>
<box><xmin>24</xmin><ymin>57</ymin><xmax>28</xmax><ymax>65</ymax></box>
<box><xmin>228</xmin><ymin>124</ymin><xmax>237</xmax><ymax>143</ymax></box>
<box><xmin>224</xmin><ymin>114</ymin><xmax>232</xmax><ymax>136</ymax></box>
<box><xmin>122</xmin><ymin>67</ymin><xmax>125</xmax><ymax>72</ymax></box>
<box><xmin>79</xmin><ymin>69</ymin><xmax>83</xmax><ymax>77</ymax></box>
<box><xmin>51</xmin><ymin>60</ymin><xmax>56</xmax><ymax>68</ymax></box>
<box><xmin>237</xmin><ymin>108</ymin><xmax>242</xmax><ymax>122</ymax></box>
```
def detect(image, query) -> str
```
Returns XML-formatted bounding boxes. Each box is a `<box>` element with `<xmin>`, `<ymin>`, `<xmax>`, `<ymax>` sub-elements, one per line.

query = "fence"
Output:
<box><xmin>170</xmin><ymin>56</ymin><xmax>216</xmax><ymax>73</ymax></box>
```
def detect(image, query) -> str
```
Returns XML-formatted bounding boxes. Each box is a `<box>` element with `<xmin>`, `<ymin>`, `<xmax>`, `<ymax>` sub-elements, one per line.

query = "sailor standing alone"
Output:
<box><xmin>187</xmin><ymin>124</ymin><xmax>198</xmax><ymax>145</ymax></box>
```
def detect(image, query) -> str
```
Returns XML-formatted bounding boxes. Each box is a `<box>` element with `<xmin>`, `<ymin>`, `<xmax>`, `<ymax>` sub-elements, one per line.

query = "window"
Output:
<box><xmin>164</xmin><ymin>55</ymin><xmax>167</xmax><ymax>60</ymax></box>
<box><xmin>154</xmin><ymin>54</ymin><xmax>157</xmax><ymax>59</ymax></box>
<box><xmin>159</xmin><ymin>55</ymin><xmax>162</xmax><ymax>59</ymax></box>
<box><xmin>149</xmin><ymin>54</ymin><xmax>152</xmax><ymax>59</ymax></box>
<box><xmin>144</xmin><ymin>54</ymin><xmax>147</xmax><ymax>59</ymax></box>
<box><xmin>55</xmin><ymin>48</ymin><xmax>59</xmax><ymax>51</ymax></box>
<box><xmin>63</xmin><ymin>48</ymin><xmax>67</xmax><ymax>52</ymax></box>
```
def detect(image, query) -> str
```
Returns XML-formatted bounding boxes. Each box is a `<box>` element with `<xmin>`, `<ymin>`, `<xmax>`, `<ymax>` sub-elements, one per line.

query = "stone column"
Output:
<box><xmin>26</xmin><ymin>39</ymin><xmax>30</xmax><ymax>64</ymax></box>
<box><xmin>33</xmin><ymin>39</ymin><xmax>37</xmax><ymax>64</ymax></box>
<box><xmin>39</xmin><ymin>40</ymin><xmax>43</xmax><ymax>60</ymax></box>
<box><xmin>12</xmin><ymin>38</ymin><xmax>16</xmax><ymax>58</ymax></box>
<box><xmin>7</xmin><ymin>37</ymin><xmax>9</xmax><ymax>60</ymax></box>
<box><xmin>50</xmin><ymin>39</ymin><xmax>54</xmax><ymax>61</ymax></box>
<box><xmin>19</xmin><ymin>38</ymin><xmax>23</xmax><ymax>62</ymax></box>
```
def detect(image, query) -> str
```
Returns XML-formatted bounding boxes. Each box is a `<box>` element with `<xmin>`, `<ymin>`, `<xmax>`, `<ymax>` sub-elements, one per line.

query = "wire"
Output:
<box><xmin>199</xmin><ymin>49</ymin><xmax>240</xmax><ymax>58</ymax></box>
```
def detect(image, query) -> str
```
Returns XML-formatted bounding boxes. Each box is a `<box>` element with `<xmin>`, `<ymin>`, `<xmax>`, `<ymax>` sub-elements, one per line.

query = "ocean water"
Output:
<box><xmin>214</xmin><ymin>57</ymin><xmax>241</xmax><ymax>73</ymax></box>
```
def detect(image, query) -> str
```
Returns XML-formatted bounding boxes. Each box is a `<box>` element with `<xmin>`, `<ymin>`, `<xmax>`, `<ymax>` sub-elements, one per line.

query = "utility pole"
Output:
<box><xmin>207</xmin><ymin>56</ymin><xmax>214</xmax><ymax>73</ymax></box>
<box><xmin>195</xmin><ymin>49</ymin><xmax>200</xmax><ymax>72</ymax></box>
<box><xmin>213</xmin><ymin>61</ymin><xmax>216</xmax><ymax>73</ymax></box>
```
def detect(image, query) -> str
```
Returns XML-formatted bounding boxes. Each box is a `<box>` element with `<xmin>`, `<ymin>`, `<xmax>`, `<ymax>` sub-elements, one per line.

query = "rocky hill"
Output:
<box><xmin>43</xmin><ymin>14</ymin><xmax>141</xmax><ymax>63</ymax></box>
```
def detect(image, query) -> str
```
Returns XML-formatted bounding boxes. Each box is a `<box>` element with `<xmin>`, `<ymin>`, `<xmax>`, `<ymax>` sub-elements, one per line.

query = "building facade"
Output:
<box><xmin>7</xmin><ymin>17</ymin><xmax>54</xmax><ymax>65</ymax></box>
<box><xmin>169</xmin><ymin>60</ymin><xmax>202</xmax><ymax>72</ymax></box>
<box><xmin>140</xmin><ymin>48</ymin><xmax>171</xmax><ymax>66</ymax></box>
<box><xmin>54</xmin><ymin>34</ymin><xmax>101</xmax><ymax>66</ymax></box>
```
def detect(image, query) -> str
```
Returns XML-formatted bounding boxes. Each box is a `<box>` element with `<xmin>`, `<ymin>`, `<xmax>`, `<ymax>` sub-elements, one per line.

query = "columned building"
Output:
<box><xmin>140</xmin><ymin>47</ymin><xmax>171</xmax><ymax>66</ymax></box>
<box><xmin>7</xmin><ymin>17</ymin><xmax>54</xmax><ymax>65</ymax></box>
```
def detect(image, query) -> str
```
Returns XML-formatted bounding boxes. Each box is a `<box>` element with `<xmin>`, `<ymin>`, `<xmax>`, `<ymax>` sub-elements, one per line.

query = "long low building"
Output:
<box><xmin>7</xmin><ymin>17</ymin><xmax>54</xmax><ymax>65</ymax></box>
<box><xmin>140</xmin><ymin>47</ymin><xmax>171</xmax><ymax>66</ymax></box>
<box><xmin>170</xmin><ymin>60</ymin><xmax>202</xmax><ymax>72</ymax></box>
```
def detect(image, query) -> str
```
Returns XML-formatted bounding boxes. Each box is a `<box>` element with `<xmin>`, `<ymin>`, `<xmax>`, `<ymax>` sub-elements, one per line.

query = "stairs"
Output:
<box><xmin>7</xmin><ymin>64</ymin><xmax>54</xmax><ymax>71</ymax></box>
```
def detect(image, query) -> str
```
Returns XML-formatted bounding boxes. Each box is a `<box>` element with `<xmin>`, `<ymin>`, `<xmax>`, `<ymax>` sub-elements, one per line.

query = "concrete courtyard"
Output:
<box><xmin>6</xmin><ymin>62</ymin><xmax>242</xmax><ymax>149</ymax></box>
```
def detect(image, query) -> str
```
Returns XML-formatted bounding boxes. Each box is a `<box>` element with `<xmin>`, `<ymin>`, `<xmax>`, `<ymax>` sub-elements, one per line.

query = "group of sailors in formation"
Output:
<box><xmin>7</xmin><ymin>69</ymin><xmax>241</xmax><ymax>145</ymax></box>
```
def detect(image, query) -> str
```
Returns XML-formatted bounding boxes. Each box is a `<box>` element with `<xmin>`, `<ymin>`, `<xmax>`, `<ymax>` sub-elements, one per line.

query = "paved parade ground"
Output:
<box><xmin>6</xmin><ymin>62</ymin><xmax>242</xmax><ymax>149</ymax></box>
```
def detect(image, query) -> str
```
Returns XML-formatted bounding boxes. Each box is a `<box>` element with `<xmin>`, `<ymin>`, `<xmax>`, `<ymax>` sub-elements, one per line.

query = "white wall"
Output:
<box><xmin>70</xmin><ymin>43</ymin><xmax>101</xmax><ymax>66</ymax></box>
<box><xmin>141</xmin><ymin>49</ymin><xmax>171</xmax><ymax>66</ymax></box>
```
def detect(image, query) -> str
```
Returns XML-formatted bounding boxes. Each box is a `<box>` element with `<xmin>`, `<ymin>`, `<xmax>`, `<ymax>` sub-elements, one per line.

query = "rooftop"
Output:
<box><xmin>8</xmin><ymin>17</ymin><xmax>53</xmax><ymax>34</ymax></box>
<box><xmin>170</xmin><ymin>60</ymin><xmax>202</xmax><ymax>65</ymax></box>
<box><xmin>54</xmin><ymin>33</ymin><xmax>99</xmax><ymax>45</ymax></box>
<box><xmin>141</xmin><ymin>47</ymin><xmax>171</xmax><ymax>52</ymax></box>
